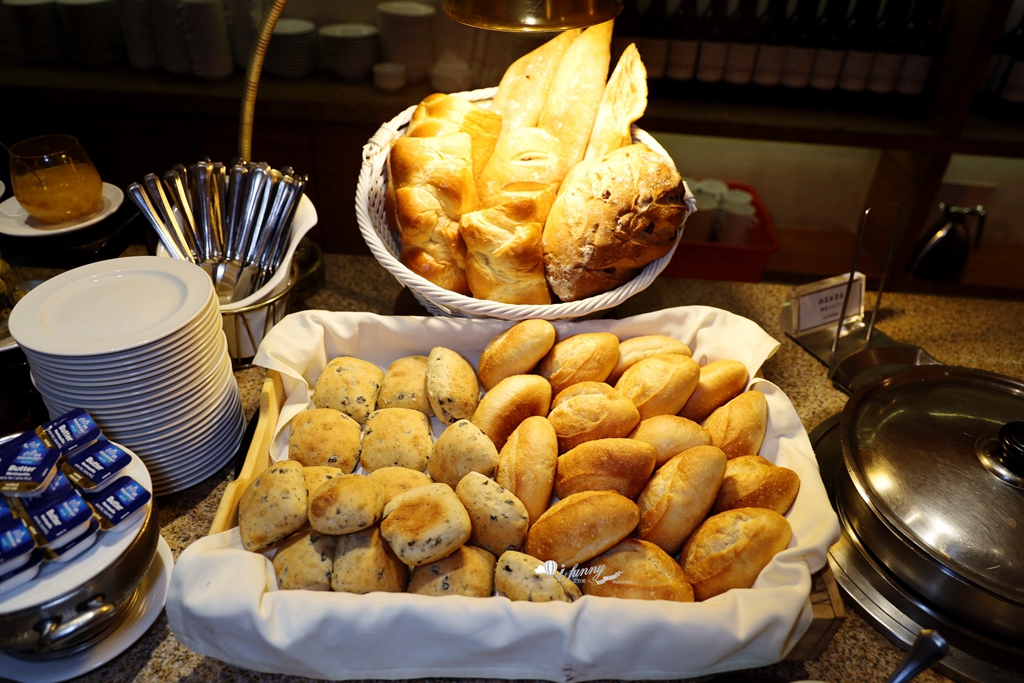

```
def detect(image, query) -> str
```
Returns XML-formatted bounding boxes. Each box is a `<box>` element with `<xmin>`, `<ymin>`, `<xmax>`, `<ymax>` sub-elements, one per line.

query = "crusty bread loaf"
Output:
<box><xmin>703</xmin><ymin>390</ymin><xmax>768</xmax><ymax>458</ymax></box>
<box><xmin>712</xmin><ymin>455</ymin><xmax>800</xmax><ymax>515</ymax></box>
<box><xmin>273</xmin><ymin>529</ymin><xmax>336</xmax><ymax>591</ymax></box>
<box><xmin>681</xmin><ymin>507</ymin><xmax>792</xmax><ymax>601</ymax></box>
<box><xmin>478</xmin><ymin>319</ymin><xmax>556</xmax><ymax>391</ymax></box>
<box><xmin>542</xmin><ymin>143</ymin><xmax>686</xmax><ymax>302</ymax></box>
<box><xmin>429</xmin><ymin>419</ymin><xmax>499</xmax><ymax>489</ymax></box>
<box><xmin>630</xmin><ymin>414</ymin><xmax>712</xmax><ymax>467</ymax></box>
<box><xmin>495</xmin><ymin>550</ymin><xmax>582</xmax><ymax>603</ymax></box>
<box><xmin>614</xmin><ymin>353</ymin><xmax>701</xmax><ymax>420</ymax></box>
<box><xmin>476</xmin><ymin>127</ymin><xmax>563</xmax><ymax>210</ymax></box>
<box><xmin>408</xmin><ymin>545</ymin><xmax>496</xmax><ymax>597</ymax></box>
<box><xmin>456</xmin><ymin>471</ymin><xmax>530</xmax><ymax>556</ymax></box>
<box><xmin>609</xmin><ymin>335</ymin><xmax>692</xmax><ymax>384</ymax></box>
<box><xmin>550</xmin><ymin>379</ymin><xmax>621</xmax><ymax>408</ymax></box>
<box><xmin>495</xmin><ymin>415</ymin><xmax>558</xmax><ymax>526</ymax></box>
<box><xmin>308</xmin><ymin>474</ymin><xmax>385</xmax><ymax>535</ymax></box>
<box><xmin>380</xmin><ymin>482</ymin><xmax>472</xmax><ymax>566</ymax></box>
<box><xmin>584</xmin><ymin>43</ymin><xmax>647</xmax><ymax>163</ymax></box>
<box><xmin>366</xmin><ymin>466</ymin><xmax>434</xmax><ymax>506</ymax></box>
<box><xmin>554</xmin><ymin>438</ymin><xmax>656</xmax><ymax>500</ymax></box>
<box><xmin>636</xmin><ymin>445</ymin><xmax>727</xmax><ymax>556</ymax></box>
<box><xmin>407</xmin><ymin>93</ymin><xmax>502</xmax><ymax>178</ymax></box>
<box><xmin>525</xmin><ymin>490</ymin><xmax>639</xmax><ymax>566</ymax></box>
<box><xmin>581</xmin><ymin>538</ymin><xmax>694</xmax><ymax>602</ymax></box>
<box><xmin>359</xmin><ymin>408</ymin><xmax>433</xmax><ymax>473</ymax></box>
<box><xmin>312</xmin><ymin>356</ymin><xmax>385</xmax><ymax>425</ymax></box>
<box><xmin>471</xmin><ymin>374</ymin><xmax>552</xmax><ymax>451</ymax></box>
<box><xmin>679</xmin><ymin>359</ymin><xmax>749</xmax><ymax>424</ymax></box>
<box><xmin>377</xmin><ymin>355</ymin><xmax>432</xmax><ymax>416</ymax></box>
<box><xmin>537</xmin><ymin>332</ymin><xmax>620</xmax><ymax>395</ymax></box>
<box><xmin>288</xmin><ymin>408</ymin><xmax>361</xmax><ymax>471</ymax></box>
<box><xmin>332</xmin><ymin>526</ymin><xmax>409</xmax><ymax>594</ymax></box>
<box><xmin>238</xmin><ymin>459</ymin><xmax>308</xmax><ymax>551</ymax></box>
<box><xmin>547</xmin><ymin>383</ymin><xmax>640</xmax><ymax>453</ymax></box>
<box><xmin>426</xmin><ymin>346</ymin><xmax>480</xmax><ymax>425</ymax></box>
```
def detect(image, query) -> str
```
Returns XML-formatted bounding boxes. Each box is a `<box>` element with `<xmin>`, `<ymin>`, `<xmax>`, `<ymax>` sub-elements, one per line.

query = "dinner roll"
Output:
<box><xmin>430</xmin><ymin>419</ymin><xmax>500</xmax><ymax>489</ymax></box>
<box><xmin>679</xmin><ymin>359</ymin><xmax>749</xmax><ymax>424</ymax></box>
<box><xmin>478</xmin><ymin>319</ymin><xmax>557</xmax><ymax>391</ymax></box>
<box><xmin>629</xmin><ymin>414</ymin><xmax>713</xmax><ymax>467</ymax></box>
<box><xmin>537</xmin><ymin>332</ymin><xmax>619</xmax><ymax>395</ymax></box>
<box><xmin>455</xmin><ymin>472</ymin><xmax>530</xmax><ymax>555</ymax></box>
<box><xmin>408</xmin><ymin>545</ymin><xmax>497</xmax><ymax>597</ymax></box>
<box><xmin>712</xmin><ymin>455</ymin><xmax>800</xmax><ymax>515</ymax></box>
<box><xmin>312</xmin><ymin>356</ymin><xmax>384</xmax><ymax>425</ymax></box>
<box><xmin>550</xmin><ymin>380</ymin><xmax>620</xmax><ymax>408</ymax></box>
<box><xmin>273</xmin><ymin>529</ymin><xmax>336</xmax><ymax>591</ymax></box>
<box><xmin>380</xmin><ymin>483</ymin><xmax>472</xmax><ymax>566</ymax></box>
<box><xmin>367</xmin><ymin>466</ymin><xmax>434</xmax><ymax>506</ymax></box>
<box><xmin>303</xmin><ymin>466</ymin><xmax>344</xmax><ymax>498</ymax></box>
<box><xmin>359</xmin><ymin>408</ymin><xmax>433</xmax><ymax>473</ymax></box>
<box><xmin>288</xmin><ymin>408</ymin><xmax>361</xmax><ymax>471</ymax></box>
<box><xmin>238</xmin><ymin>459</ymin><xmax>309</xmax><ymax>552</ymax></box>
<box><xmin>377</xmin><ymin>355</ymin><xmax>433</xmax><ymax>416</ymax></box>
<box><xmin>495</xmin><ymin>415</ymin><xmax>558</xmax><ymax>526</ymax></box>
<box><xmin>614</xmin><ymin>353</ymin><xmax>700</xmax><ymax>420</ymax></box>
<box><xmin>495</xmin><ymin>550</ymin><xmax>582</xmax><ymax>603</ymax></box>
<box><xmin>580</xmin><ymin>538</ymin><xmax>694</xmax><ymax>602</ymax></box>
<box><xmin>608</xmin><ymin>335</ymin><xmax>692</xmax><ymax>384</ymax></box>
<box><xmin>332</xmin><ymin>526</ymin><xmax>409</xmax><ymax>594</ymax></box>
<box><xmin>308</xmin><ymin>474</ymin><xmax>385</xmax><ymax>536</ymax></box>
<box><xmin>553</xmin><ymin>438</ymin><xmax>657</xmax><ymax>500</ymax></box>
<box><xmin>547</xmin><ymin>382</ymin><xmax>640</xmax><ymax>452</ymax></box>
<box><xmin>703</xmin><ymin>390</ymin><xmax>768</xmax><ymax>458</ymax></box>
<box><xmin>471</xmin><ymin>374</ymin><xmax>552</xmax><ymax>452</ymax></box>
<box><xmin>426</xmin><ymin>347</ymin><xmax>480</xmax><ymax>425</ymax></box>
<box><xmin>525</xmin><ymin>490</ymin><xmax>639</xmax><ymax>567</ymax></box>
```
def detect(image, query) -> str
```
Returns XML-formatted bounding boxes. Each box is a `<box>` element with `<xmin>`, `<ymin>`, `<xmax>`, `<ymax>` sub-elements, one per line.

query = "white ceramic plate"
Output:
<box><xmin>0</xmin><ymin>183</ymin><xmax>123</xmax><ymax>238</ymax></box>
<box><xmin>9</xmin><ymin>256</ymin><xmax>213</xmax><ymax>356</ymax></box>
<box><xmin>0</xmin><ymin>535</ymin><xmax>173</xmax><ymax>683</ymax></box>
<box><xmin>0</xmin><ymin>179</ymin><xmax>5</xmax><ymax>199</ymax></box>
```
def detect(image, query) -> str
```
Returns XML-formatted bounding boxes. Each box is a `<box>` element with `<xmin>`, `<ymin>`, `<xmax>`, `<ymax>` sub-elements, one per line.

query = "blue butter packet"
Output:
<box><xmin>62</xmin><ymin>438</ymin><xmax>131</xmax><ymax>491</ymax></box>
<box><xmin>45</xmin><ymin>519</ymin><xmax>99</xmax><ymax>563</ymax></box>
<box><xmin>85</xmin><ymin>477</ymin><xmax>151</xmax><ymax>531</ymax></box>
<box><xmin>0</xmin><ymin>432</ymin><xmax>61</xmax><ymax>495</ymax></box>
<box><xmin>0</xmin><ymin>548</ymin><xmax>43</xmax><ymax>594</ymax></box>
<box><xmin>37</xmin><ymin>409</ymin><xmax>102</xmax><ymax>456</ymax></box>
<box><xmin>21</xmin><ymin>488</ymin><xmax>95</xmax><ymax>547</ymax></box>
<box><xmin>0</xmin><ymin>518</ymin><xmax>37</xmax><ymax>573</ymax></box>
<box><xmin>20</xmin><ymin>471</ymin><xmax>75</xmax><ymax>511</ymax></box>
<box><xmin>0</xmin><ymin>496</ymin><xmax>15</xmax><ymax>526</ymax></box>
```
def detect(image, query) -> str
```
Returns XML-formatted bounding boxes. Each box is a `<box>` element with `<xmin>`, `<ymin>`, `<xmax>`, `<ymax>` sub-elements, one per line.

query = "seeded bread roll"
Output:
<box><xmin>681</xmin><ymin>507</ymin><xmax>792</xmax><ymax>601</ymax></box>
<box><xmin>238</xmin><ymin>460</ymin><xmax>309</xmax><ymax>552</ymax></box>
<box><xmin>636</xmin><ymin>445</ymin><xmax>728</xmax><ymax>556</ymax></box>
<box><xmin>455</xmin><ymin>472</ymin><xmax>530</xmax><ymax>555</ymax></box>
<box><xmin>547</xmin><ymin>383</ymin><xmax>640</xmax><ymax>453</ymax></box>
<box><xmin>496</xmin><ymin>415</ymin><xmax>558</xmax><ymax>526</ymax></box>
<box><xmin>359</xmin><ymin>408</ymin><xmax>433</xmax><ymax>473</ymax></box>
<box><xmin>580</xmin><ymin>538</ymin><xmax>694</xmax><ymax>602</ymax></box>
<box><xmin>332</xmin><ymin>526</ymin><xmax>409</xmax><ymax>594</ymax></box>
<box><xmin>679</xmin><ymin>359</ymin><xmax>749</xmax><ymax>424</ymax></box>
<box><xmin>703</xmin><ymin>390</ymin><xmax>769</xmax><ymax>459</ymax></box>
<box><xmin>495</xmin><ymin>550</ymin><xmax>582</xmax><ymax>603</ymax></box>
<box><xmin>537</xmin><ymin>332</ymin><xmax>619</xmax><ymax>396</ymax></box>
<box><xmin>408</xmin><ymin>545</ymin><xmax>497</xmax><ymax>597</ymax></box>
<box><xmin>380</xmin><ymin>482</ymin><xmax>472</xmax><ymax>566</ymax></box>
<box><xmin>471</xmin><ymin>374</ymin><xmax>552</xmax><ymax>452</ymax></box>
<box><xmin>377</xmin><ymin>355</ymin><xmax>433</xmax><ymax>416</ymax></box>
<box><xmin>525</xmin><ymin>490</ymin><xmax>639</xmax><ymax>567</ymax></box>
<box><xmin>608</xmin><ymin>335</ymin><xmax>693</xmax><ymax>384</ymax></box>
<box><xmin>288</xmin><ymin>408</ymin><xmax>361</xmax><ymax>471</ymax></box>
<box><xmin>367</xmin><ymin>466</ymin><xmax>434</xmax><ymax>506</ymax></box>
<box><xmin>478</xmin><ymin>319</ymin><xmax>557</xmax><ymax>391</ymax></box>
<box><xmin>629</xmin><ymin>414</ymin><xmax>713</xmax><ymax>467</ymax></box>
<box><xmin>614</xmin><ymin>353</ymin><xmax>701</xmax><ymax>421</ymax></box>
<box><xmin>554</xmin><ymin>438</ymin><xmax>657</xmax><ymax>500</ymax></box>
<box><xmin>712</xmin><ymin>455</ymin><xmax>800</xmax><ymax>515</ymax></box>
<box><xmin>426</xmin><ymin>347</ymin><xmax>480</xmax><ymax>426</ymax></box>
<box><xmin>429</xmin><ymin>419</ymin><xmax>500</xmax><ymax>489</ymax></box>
<box><xmin>273</xmin><ymin>528</ymin><xmax>336</xmax><ymax>591</ymax></box>
<box><xmin>303</xmin><ymin>466</ymin><xmax>344</xmax><ymax>498</ymax></box>
<box><xmin>308</xmin><ymin>475</ymin><xmax>385</xmax><ymax>536</ymax></box>
<box><xmin>312</xmin><ymin>357</ymin><xmax>384</xmax><ymax>425</ymax></box>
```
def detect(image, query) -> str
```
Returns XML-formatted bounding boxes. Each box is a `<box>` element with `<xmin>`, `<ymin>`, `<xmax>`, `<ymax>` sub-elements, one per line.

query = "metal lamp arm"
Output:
<box><xmin>239</xmin><ymin>0</ymin><xmax>288</xmax><ymax>161</ymax></box>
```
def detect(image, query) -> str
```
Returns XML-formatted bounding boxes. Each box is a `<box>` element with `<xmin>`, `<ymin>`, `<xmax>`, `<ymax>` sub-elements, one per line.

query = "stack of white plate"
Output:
<box><xmin>376</xmin><ymin>1</ymin><xmax>435</xmax><ymax>83</ymax></box>
<box><xmin>8</xmin><ymin>256</ymin><xmax>245</xmax><ymax>497</ymax></box>
<box><xmin>55</xmin><ymin>0</ymin><xmax>125</xmax><ymax>67</ymax></box>
<box><xmin>319</xmin><ymin>23</ymin><xmax>379</xmax><ymax>82</ymax></box>
<box><xmin>264</xmin><ymin>17</ymin><xmax>318</xmax><ymax>79</ymax></box>
<box><xmin>3</xmin><ymin>0</ymin><xmax>66</xmax><ymax>65</ymax></box>
<box><xmin>181</xmin><ymin>0</ymin><xmax>234</xmax><ymax>79</ymax></box>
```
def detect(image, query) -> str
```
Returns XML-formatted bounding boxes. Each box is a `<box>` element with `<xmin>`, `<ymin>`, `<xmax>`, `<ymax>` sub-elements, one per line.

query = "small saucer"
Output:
<box><xmin>0</xmin><ymin>183</ymin><xmax>124</xmax><ymax>238</ymax></box>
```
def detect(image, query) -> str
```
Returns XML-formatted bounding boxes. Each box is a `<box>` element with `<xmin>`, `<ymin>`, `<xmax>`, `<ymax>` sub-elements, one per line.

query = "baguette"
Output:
<box><xmin>584</xmin><ymin>42</ymin><xmax>647</xmax><ymax>163</ymax></box>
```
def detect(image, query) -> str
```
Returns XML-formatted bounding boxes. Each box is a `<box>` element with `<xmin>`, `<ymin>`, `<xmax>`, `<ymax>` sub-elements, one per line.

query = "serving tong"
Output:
<box><xmin>128</xmin><ymin>159</ymin><xmax>307</xmax><ymax>304</ymax></box>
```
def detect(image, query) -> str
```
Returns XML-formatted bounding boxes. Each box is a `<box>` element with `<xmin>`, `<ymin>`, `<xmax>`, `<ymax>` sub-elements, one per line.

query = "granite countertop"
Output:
<box><xmin>17</xmin><ymin>252</ymin><xmax>1024</xmax><ymax>683</ymax></box>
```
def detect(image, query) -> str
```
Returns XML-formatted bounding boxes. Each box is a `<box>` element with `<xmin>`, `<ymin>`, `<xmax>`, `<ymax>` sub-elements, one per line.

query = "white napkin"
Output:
<box><xmin>166</xmin><ymin>307</ymin><xmax>840</xmax><ymax>680</ymax></box>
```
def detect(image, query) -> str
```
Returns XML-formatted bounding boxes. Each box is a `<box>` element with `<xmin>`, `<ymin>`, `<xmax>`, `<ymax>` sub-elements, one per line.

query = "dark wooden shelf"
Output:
<box><xmin>955</xmin><ymin>114</ymin><xmax>1024</xmax><ymax>158</ymax></box>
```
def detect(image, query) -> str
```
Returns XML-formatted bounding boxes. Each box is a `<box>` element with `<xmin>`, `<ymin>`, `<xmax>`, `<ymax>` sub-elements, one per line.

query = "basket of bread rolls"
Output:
<box><xmin>355</xmin><ymin>21</ymin><xmax>696</xmax><ymax>320</ymax></box>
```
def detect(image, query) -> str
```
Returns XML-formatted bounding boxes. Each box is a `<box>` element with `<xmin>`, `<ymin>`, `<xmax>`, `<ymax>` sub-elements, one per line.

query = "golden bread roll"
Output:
<box><xmin>547</xmin><ymin>384</ymin><xmax>641</xmax><ymax>453</ymax></box>
<box><xmin>542</xmin><ymin>143</ymin><xmax>686</xmax><ymax>302</ymax></box>
<box><xmin>461</xmin><ymin>194</ymin><xmax>554</xmax><ymax>305</ymax></box>
<box><xmin>359</xmin><ymin>408</ymin><xmax>433</xmax><ymax>473</ymax></box>
<box><xmin>388</xmin><ymin>133</ymin><xmax>476</xmax><ymax>294</ymax></box>
<box><xmin>332</xmin><ymin>526</ymin><xmax>409</xmax><ymax>594</ymax></box>
<box><xmin>580</xmin><ymin>538</ymin><xmax>694</xmax><ymax>602</ymax></box>
<box><xmin>287</xmin><ymin>408</ymin><xmax>361</xmax><ymax>471</ymax></box>
<box><xmin>679</xmin><ymin>359</ymin><xmax>749</xmax><ymax>424</ymax></box>
<box><xmin>377</xmin><ymin>355</ymin><xmax>432</xmax><ymax>416</ymax></box>
<box><xmin>712</xmin><ymin>455</ymin><xmax>800</xmax><ymax>515</ymax></box>
<box><xmin>367</xmin><ymin>466</ymin><xmax>434</xmax><ymax>506</ymax></box>
<box><xmin>455</xmin><ymin>471</ymin><xmax>530</xmax><ymax>556</ymax></box>
<box><xmin>630</xmin><ymin>414</ymin><xmax>713</xmax><ymax>467</ymax></box>
<box><xmin>681</xmin><ymin>507</ymin><xmax>792</xmax><ymax>601</ymax></box>
<box><xmin>537</xmin><ymin>332</ymin><xmax>620</xmax><ymax>396</ymax></box>
<box><xmin>312</xmin><ymin>356</ymin><xmax>385</xmax><ymax>425</ymax></box>
<box><xmin>477</xmin><ymin>127</ymin><xmax>563</xmax><ymax>210</ymax></box>
<box><xmin>471</xmin><ymin>374</ymin><xmax>552</xmax><ymax>452</ymax></box>
<box><xmin>608</xmin><ymin>334</ymin><xmax>692</xmax><ymax>384</ymax></box>
<box><xmin>273</xmin><ymin>529</ymin><xmax>336</xmax><ymax>591</ymax></box>
<box><xmin>429</xmin><ymin>419</ymin><xmax>499</xmax><ymax>489</ymax></box>
<box><xmin>308</xmin><ymin>474</ymin><xmax>385</xmax><ymax>535</ymax></box>
<box><xmin>407</xmin><ymin>93</ymin><xmax>501</xmax><ymax>178</ymax></box>
<box><xmin>495</xmin><ymin>550</ymin><xmax>582</xmax><ymax>603</ymax></box>
<box><xmin>636</xmin><ymin>445</ymin><xmax>728</xmax><ymax>556</ymax></box>
<box><xmin>426</xmin><ymin>346</ymin><xmax>480</xmax><ymax>425</ymax></box>
<box><xmin>584</xmin><ymin>42</ymin><xmax>647</xmax><ymax>163</ymax></box>
<box><xmin>553</xmin><ymin>438</ymin><xmax>657</xmax><ymax>500</ymax></box>
<box><xmin>380</xmin><ymin>482</ymin><xmax>473</xmax><ymax>566</ymax></box>
<box><xmin>478</xmin><ymin>319</ymin><xmax>556</xmax><ymax>391</ymax></box>
<box><xmin>496</xmin><ymin>415</ymin><xmax>559</xmax><ymax>526</ymax></box>
<box><xmin>303</xmin><ymin>466</ymin><xmax>344</xmax><ymax>498</ymax></box>
<box><xmin>550</xmin><ymin>379</ymin><xmax>621</xmax><ymax>408</ymax></box>
<box><xmin>703</xmin><ymin>390</ymin><xmax>768</xmax><ymax>458</ymax></box>
<box><xmin>525</xmin><ymin>490</ymin><xmax>639</xmax><ymax>567</ymax></box>
<box><xmin>408</xmin><ymin>545</ymin><xmax>497</xmax><ymax>597</ymax></box>
<box><xmin>238</xmin><ymin>460</ymin><xmax>308</xmax><ymax>552</ymax></box>
<box><xmin>614</xmin><ymin>353</ymin><xmax>701</xmax><ymax>420</ymax></box>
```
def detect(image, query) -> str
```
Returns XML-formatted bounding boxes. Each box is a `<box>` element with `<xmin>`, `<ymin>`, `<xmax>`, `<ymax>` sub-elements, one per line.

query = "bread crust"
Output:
<box><xmin>608</xmin><ymin>335</ymin><xmax>692</xmax><ymax>384</ymax></box>
<box><xmin>478</xmin><ymin>319</ymin><xmax>556</xmax><ymax>391</ymax></box>
<box><xmin>495</xmin><ymin>415</ymin><xmax>558</xmax><ymax>526</ymax></box>
<box><xmin>332</xmin><ymin>526</ymin><xmax>409</xmax><ymax>594</ymax></box>
<box><xmin>377</xmin><ymin>355</ymin><xmax>433</xmax><ymax>416</ymax></box>
<box><xmin>273</xmin><ymin>528</ymin><xmax>336</xmax><ymax>591</ymax></box>
<box><xmin>525</xmin><ymin>490</ymin><xmax>639</xmax><ymax>567</ymax></box>
<box><xmin>426</xmin><ymin>346</ymin><xmax>480</xmax><ymax>425</ymax></box>
<box><xmin>408</xmin><ymin>545</ymin><xmax>497</xmax><ymax>597</ymax></box>
<box><xmin>359</xmin><ymin>407</ymin><xmax>433</xmax><ymax>473</ymax></box>
<box><xmin>702</xmin><ymin>390</ymin><xmax>768</xmax><ymax>458</ymax></box>
<box><xmin>308</xmin><ymin>474</ymin><xmax>385</xmax><ymax>535</ymax></box>
<box><xmin>629</xmin><ymin>414</ymin><xmax>713</xmax><ymax>467</ymax></box>
<box><xmin>581</xmin><ymin>538</ymin><xmax>694</xmax><ymax>602</ymax></box>
<box><xmin>584</xmin><ymin>43</ymin><xmax>647</xmax><ymax>163</ymax></box>
<box><xmin>430</xmin><ymin>419</ymin><xmax>499</xmax><ymax>489</ymax></box>
<box><xmin>456</xmin><ymin>471</ymin><xmax>530</xmax><ymax>556</ymax></box>
<box><xmin>407</xmin><ymin>93</ymin><xmax>501</xmax><ymax>178</ymax></box>
<box><xmin>288</xmin><ymin>408</ymin><xmax>361</xmax><ymax>471</ymax></box>
<box><xmin>238</xmin><ymin>459</ymin><xmax>309</xmax><ymax>552</ymax></box>
<box><xmin>679</xmin><ymin>359</ymin><xmax>749</xmax><ymax>424</ymax></box>
<box><xmin>614</xmin><ymin>353</ymin><xmax>701</xmax><ymax>420</ymax></box>
<box><xmin>367</xmin><ymin>466</ymin><xmax>434</xmax><ymax>506</ymax></box>
<box><xmin>537</xmin><ymin>332</ymin><xmax>620</xmax><ymax>396</ymax></box>
<box><xmin>712</xmin><ymin>455</ymin><xmax>800</xmax><ymax>515</ymax></box>
<box><xmin>553</xmin><ymin>438</ymin><xmax>657</xmax><ymax>500</ymax></box>
<box><xmin>547</xmin><ymin>387</ymin><xmax>640</xmax><ymax>453</ymax></box>
<box><xmin>471</xmin><ymin>374</ymin><xmax>552</xmax><ymax>452</ymax></box>
<box><xmin>380</xmin><ymin>482</ymin><xmax>473</xmax><ymax>566</ymax></box>
<box><xmin>495</xmin><ymin>550</ymin><xmax>582</xmax><ymax>603</ymax></box>
<box><xmin>311</xmin><ymin>356</ymin><xmax>384</xmax><ymax>425</ymax></box>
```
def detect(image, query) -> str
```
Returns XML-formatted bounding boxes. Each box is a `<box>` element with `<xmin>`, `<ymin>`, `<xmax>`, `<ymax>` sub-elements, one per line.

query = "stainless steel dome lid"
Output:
<box><xmin>839</xmin><ymin>365</ymin><xmax>1024</xmax><ymax>608</ymax></box>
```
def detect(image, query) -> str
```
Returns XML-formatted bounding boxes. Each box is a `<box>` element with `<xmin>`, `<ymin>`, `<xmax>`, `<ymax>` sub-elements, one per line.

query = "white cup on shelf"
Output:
<box><xmin>374</xmin><ymin>61</ymin><xmax>406</xmax><ymax>92</ymax></box>
<box><xmin>697</xmin><ymin>178</ymin><xmax>729</xmax><ymax>201</ymax></box>
<box><xmin>684</xmin><ymin>193</ymin><xmax>720</xmax><ymax>242</ymax></box>
<box><xmin>718</xmin><ymin>202</ymin><xmax>758</xmax><ymax>244</ymax></box>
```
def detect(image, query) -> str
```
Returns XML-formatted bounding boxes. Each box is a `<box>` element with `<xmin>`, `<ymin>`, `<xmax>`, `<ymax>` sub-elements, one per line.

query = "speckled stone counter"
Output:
<box><xmin>35</xmin><ymin>253</ymin><xmax>1024</xmax><ymax>683</ymax></box>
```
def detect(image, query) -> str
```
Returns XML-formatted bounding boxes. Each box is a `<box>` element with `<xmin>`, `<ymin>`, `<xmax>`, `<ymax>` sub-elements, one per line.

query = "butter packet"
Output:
<box><xmin>16</xmin><ymin>486</ymin><xmax>95</xmax><ymax>549</ymax></box>
<box><xmin>0</xmin><ymin>432</ymin><xmax>61</xmax><ymax>496</ymax></box>
<box><xmin>45</xmin><ymin>519</ymin><xmax>99</xmax><ymax>563</ymax></box>
<box><xmin>0</xmin><ymin>518</ymin><xmax>37</xmax><ymax>575</ymax></box>
<box><xmin>0</xmin><ymin>496</ymin><xmax>15</xmax><ymax>526</ymax></box>
<box><xmin>0</xmin><ymin>548</ymin><xmax>43</xmax><ymax>594</ymax></box>
<box><xmin>37</xmin><ymin>409</ymin><xmax>102</xmax><ymax>457</ymax></box>
<box><xmin>61</xmin><ymin>438</ymin><xmax>131</xmax><ymax>492</ymax></box>
<box><xmin>84</xmin><ymin>476</ymin><xmax>151</xmax><ymax>532</ymax></box>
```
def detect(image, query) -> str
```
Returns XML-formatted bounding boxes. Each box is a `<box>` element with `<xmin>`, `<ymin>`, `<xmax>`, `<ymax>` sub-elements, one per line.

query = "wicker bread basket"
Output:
<box><xmin>355</xmin><ymin>86</ymin><xmax>696</xmax><ymax>321</ymax></box>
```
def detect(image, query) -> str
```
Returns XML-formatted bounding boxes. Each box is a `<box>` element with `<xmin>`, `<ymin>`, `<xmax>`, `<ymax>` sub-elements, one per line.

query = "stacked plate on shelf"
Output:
<box><xmin>55</xmin><ymin>0</ymin><xmax>125</xmax><ymax>67</ymax></box>
<box><xmin>7</xmin><ymin>256</ymin><xmax>245</xmax><ymax>497</ymax></box>
<box><xmin>376</xmin><ymin>1</ymin><xmax>436</xmax><ymax>83</ymax></box>
<box><xmin>319</xmin><ymin>23</ymin><xmax>379</xmax><ymax>82</ymax></box>
<box><xmin>264</xmin><ymin>18</ymin><xmax>319</xmax><ymax>79</ymax></box>
<box><xmin>3</xmin><ymin>0</ymin><xmax>66</xmax><ymax>65</ymax></box>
